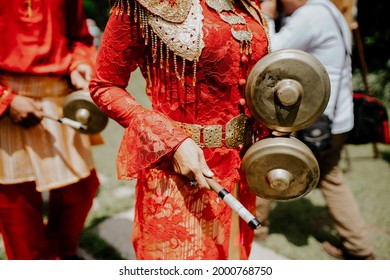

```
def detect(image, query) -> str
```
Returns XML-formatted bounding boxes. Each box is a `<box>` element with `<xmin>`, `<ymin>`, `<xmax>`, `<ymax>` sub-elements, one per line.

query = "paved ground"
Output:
<box><xmin>93</xmin><ymin>209</ymin><xmax>288</xmax><ymax>260</ymax></box>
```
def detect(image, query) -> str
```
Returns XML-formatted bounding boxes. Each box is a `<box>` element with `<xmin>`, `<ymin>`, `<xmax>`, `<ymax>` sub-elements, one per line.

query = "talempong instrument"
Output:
<box><xmin>43</xmin><ymin>90</ymin><xmax>108</xmax><ymax>134</ymax></box>
<box><xmin>245</xmin><ymin>49</ymin><xmax>330</xmax><ymax>133</ymax></box>
<box><xmin>242</xmin><ymin>49</ymin><xmax>330</xmax><ymax>201</ymax></box>
<box><xmin>241</xmin><ymin>137</ymin><xmax>320</xmax><ymax>201</ymax></box>
<box><xmin>202</xmin><ymin>50</ymin><xmax>330</xmax><ymax>229</ymax></box>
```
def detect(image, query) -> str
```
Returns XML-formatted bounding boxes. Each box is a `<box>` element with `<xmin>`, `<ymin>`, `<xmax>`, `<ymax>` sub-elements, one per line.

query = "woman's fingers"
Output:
<box><xmin>9</xmin><ymin>96</ymin><xmax>43</xmax><ymax>128</ymax></box>
<box><xmin>172</xmin><ymin>138</ymin><xmax>214</xmax><ymax>190</ymax></box>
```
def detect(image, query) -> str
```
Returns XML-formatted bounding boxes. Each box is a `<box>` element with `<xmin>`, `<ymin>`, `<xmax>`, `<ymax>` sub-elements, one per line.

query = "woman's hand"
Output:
<box><xmin>172</xmin><ymin>138</ymin><xmax>214</xmax><ymax>190</ymax></box>
<box><xmin>8</xmin><ymin>95</ymin><xmax>43</xmax><ymax>128</ymax></box>
<box><xmin>70</xmin><ymin>64</ymin><xmax>92</xmax><ymax>90</ymax></box>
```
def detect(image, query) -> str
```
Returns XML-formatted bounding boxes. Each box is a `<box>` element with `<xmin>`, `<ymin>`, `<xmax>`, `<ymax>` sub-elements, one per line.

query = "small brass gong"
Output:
<box><xmin>241</xmin><ymin>137</ymin><xmax>319</xmax><ymax>201</ymax></box>
<box><xmin>245</xmin><ymin>49</ymin><xmax>330</xmax><ymax>132</ymax></box>
<box><xmin>63</xmin><ymin>90</ymin><xmax>108</xmax><ymax>134</ymax></box>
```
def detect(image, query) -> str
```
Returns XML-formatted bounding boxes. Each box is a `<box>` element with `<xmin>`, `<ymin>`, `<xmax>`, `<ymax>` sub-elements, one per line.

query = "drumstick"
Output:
<box><xmin>205</xmin><ymin>177</ymin><xmax>262</xmax><ymax>230</ymax></box>
<box><xmin>42</xmin><ymin>113</ymin><xmax>87</xmax><ymax>131</ymax></box>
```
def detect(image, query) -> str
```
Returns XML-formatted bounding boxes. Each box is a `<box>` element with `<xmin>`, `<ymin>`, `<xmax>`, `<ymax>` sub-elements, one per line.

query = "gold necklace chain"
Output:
<box><xmin>27</xmin><ymin>0</ymin><xmax>32</xmax><ymax>17</ymax></box>
<box><xmin>205</xmin><ymin>0</ymin><xmax>253</xmax><ymax>55</ymax></box>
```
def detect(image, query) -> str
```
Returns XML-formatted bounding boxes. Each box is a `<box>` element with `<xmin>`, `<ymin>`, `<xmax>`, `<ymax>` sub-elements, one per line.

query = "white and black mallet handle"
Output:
<box><xmin>43</xmin><ymin>113</ymin><xmax>87</xmax><ymax>131</ymax></box>
<box><xmin>205</xmin><ymin>177</ymin><xmax>262</xmax><ymax>230</ymax></box>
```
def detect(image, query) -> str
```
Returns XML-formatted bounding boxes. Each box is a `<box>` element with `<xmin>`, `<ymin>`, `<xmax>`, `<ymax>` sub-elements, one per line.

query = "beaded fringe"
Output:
<box><xmin>111</xmin><ymin>0</ymin><xmax>198</xmax><ymax>86</ymax></box>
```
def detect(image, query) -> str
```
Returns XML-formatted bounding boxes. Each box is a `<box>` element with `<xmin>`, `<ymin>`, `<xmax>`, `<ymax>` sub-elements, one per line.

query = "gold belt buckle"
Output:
<box><xmin>178</xmin><ymin>123</ymin><xmax>202</xmax><ymax>146</ymax></box>
<box><xmin>203</xmin><ymin>125</ymin><xmax>223</xmax><ymax>148</ymax></box>
<box><xmin>225</xmin><ymin>114</ymin><xmax>254</xmax><ymax>148</ymax></box>
<box><xmin>178</xmin><ymin>114</ymin><xmax>253</xmax><ymax>148</ymax></box>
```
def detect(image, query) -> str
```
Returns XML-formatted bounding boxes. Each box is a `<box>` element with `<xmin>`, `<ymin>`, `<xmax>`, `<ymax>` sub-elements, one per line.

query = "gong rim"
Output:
<box><xmin>245</xmin><ymin>49</ymin><xmax>330</xmax><ymax>132</ymax></box>
<box><xmin>241</xmin><ymin>137</ymin><xmax>320</xmax><ymax>201</ymax></box>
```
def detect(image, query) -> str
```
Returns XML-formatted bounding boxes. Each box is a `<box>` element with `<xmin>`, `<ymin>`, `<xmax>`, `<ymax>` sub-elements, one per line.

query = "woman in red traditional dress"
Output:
<box><xmin>89</xmin><ymin>0</ymin><xmax>270</xmax><ymax>259</ymax></box>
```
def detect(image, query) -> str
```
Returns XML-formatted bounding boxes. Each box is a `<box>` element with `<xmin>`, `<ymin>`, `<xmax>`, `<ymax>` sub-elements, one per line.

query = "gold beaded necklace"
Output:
<box><xmin>111</xmin><ymin>0</ymin><xmax>203</xmax><ymax>86</ymax></box>
<box><xmin>205</xmin><ymin>0</ymin><xmax>253</xmax><ymax>56</ymax></box>
<box><xmin>110</xmin><ymin>0</ymin><xmax>268</xmax><ymax>89</ymax></box>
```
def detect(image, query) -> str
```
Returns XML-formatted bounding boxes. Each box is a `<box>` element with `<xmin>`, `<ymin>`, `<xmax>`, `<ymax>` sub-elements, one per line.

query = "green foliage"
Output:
<box><xmin>82</xmin><ymin>0</ymin><xmax>110</xmax><ymax>29</ymax></box>
<box><xmin>356</xmin><ymin>1</ymin><xmax>390</xmax><ymax>72</ymax></box>
<box><xmin>353</xmin><ymin>1</ymin><xmax>390</xmax><ymax>106</ymax></box>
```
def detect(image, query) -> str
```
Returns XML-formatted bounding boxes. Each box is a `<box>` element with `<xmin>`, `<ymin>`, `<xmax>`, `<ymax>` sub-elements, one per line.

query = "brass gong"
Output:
<box><xmin>245</xmin><ymin>49</ymin><xmax>330</xmax><ymax>132</ymax></box>
<box><xmin>63</xmin><ymin>90</ymin><xmax>108</xmax><ymax>134</ymax></box>
<box><xmin>241</xmin><ymin>137</ymin><xmax>319</xmax><ymax>201</ymax></box>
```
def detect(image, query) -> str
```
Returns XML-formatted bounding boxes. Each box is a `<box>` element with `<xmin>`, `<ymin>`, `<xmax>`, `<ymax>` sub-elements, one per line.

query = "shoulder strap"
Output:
<box><xmin>308</xmin><ymin>1</ymin><xmax>350</xmax><ymax>118</ymax></box>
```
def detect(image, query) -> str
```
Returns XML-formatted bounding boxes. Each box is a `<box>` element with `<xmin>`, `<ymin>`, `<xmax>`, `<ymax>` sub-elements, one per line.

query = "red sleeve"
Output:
<box><xmin>66</xmin><ymin>0</ymin><xmax>97</xmax><ymax>72</ymax></box>
<box><xmin>89</xmin><ymin>12</ymin><xmax>188</xmax><ymax>180</ymax></box>
<box><xmin>0</xmin><ymin>86</ymin><xmax>16</xmax><ymax>117</ymax></box>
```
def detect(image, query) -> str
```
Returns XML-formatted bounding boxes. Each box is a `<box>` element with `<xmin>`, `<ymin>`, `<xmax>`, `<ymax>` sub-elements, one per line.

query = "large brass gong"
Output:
<box><xmin>245</xmin><ymin>49</ymin><xmax>330</xmax><ymax>132</ymax></box>
<box><xmin>63</xmin><ymin>90</ymin><xmax>108</xmax><ymax>134</ymax></box>
<box><xmin>241</xmin><ymin>137</ymin><xmax>319</xmax><ymax>201</ymax></box>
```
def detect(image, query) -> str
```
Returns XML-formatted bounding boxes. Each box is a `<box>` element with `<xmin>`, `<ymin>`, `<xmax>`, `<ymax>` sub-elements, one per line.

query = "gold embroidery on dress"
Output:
<box><xmin>111</xmin><ymin>0</ymin><xmax>192</xmax><ymax>23</ymax></box>
<box><xmin>110</xmin><ymin>0</ymin><xmax>269</xmax><ymax>87</ymax></box>
<box><xmin>239</xmin><ymin>0</ymin><xmax>272</xmax><ymax>53</ymax></box>
<box><xmin>148</xmin><ymin>0</ymin><xmax>204</xmax><ymax>62</ymax></box>
<box><xmin>205</xmin><ymin>0</ymin><xmax>253</xmax><ymax>56</ymax></box>
<box><xmin>111</xmin><ymin>0</ymin><xmax>204</xmax><ymax>86</ymax></box>
<box><xmin>135</xmin><ymin>0</ymin><xmax>192</xmax><ymax>23</ymax></box>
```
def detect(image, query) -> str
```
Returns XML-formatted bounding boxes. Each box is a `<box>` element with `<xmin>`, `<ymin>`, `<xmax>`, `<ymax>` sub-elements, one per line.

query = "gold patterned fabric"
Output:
<box><xmin>137</xmin><ymin>0</ymin><xmax>192</xmax><ymax>23</ymax></box>
<box><xmin>177</xmin><ymin>114</ymin><xmax>254</xmax><ymax>148</ymax></box>
<box><xmin>148</xmin><ymin>0</ymin><xmax>204</xmax><ymax>62</ymax></box>
<box><xmin>0</xmin><ymin>73</ymin><xmax>95</xmax><ymax>192</ymax></box>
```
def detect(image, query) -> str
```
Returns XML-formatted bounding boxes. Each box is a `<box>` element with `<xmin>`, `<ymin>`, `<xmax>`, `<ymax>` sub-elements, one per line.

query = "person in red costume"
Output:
<box><xmin>90</xmin><ymin>0</ymin><xmax>271</xmax><ymax>259</ymax></box>
<box><xmin>0</xmin><ymin>0</ymin><xmax>100</xmax><ymax>260</ymax></box>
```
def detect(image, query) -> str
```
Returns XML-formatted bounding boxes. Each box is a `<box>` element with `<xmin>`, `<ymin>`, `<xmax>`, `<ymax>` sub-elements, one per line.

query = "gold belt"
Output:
<box><xmin>177</xmin><ymin>114</ymin><xmax>254</xmax><ymax>148</ymax></box>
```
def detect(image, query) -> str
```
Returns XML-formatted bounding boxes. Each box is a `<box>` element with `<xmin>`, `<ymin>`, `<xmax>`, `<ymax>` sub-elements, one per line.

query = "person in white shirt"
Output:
<box><xmin>258</xmin><ymin>0</ymin><xmax>375</xmax><ymax>260</ymax></box>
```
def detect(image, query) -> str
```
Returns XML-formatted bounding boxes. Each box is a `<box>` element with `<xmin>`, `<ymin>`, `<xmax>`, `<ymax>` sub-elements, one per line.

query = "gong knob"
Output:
<box><xmin>75</xmin><ymin>108</ymin><xmax>91</xmax><ymax>125</ymax></box>
<box><xmin>274</xmin><ymin>79</ymin><xmax>303</xmax><ymax>107</ymax></box>
<box><xmin>63</xmin><ymin>90</ymin><xmax>108</xmax><ymax>134</ymax></box>
<box><xmin>245</xmin><ymin>49</ymin><xmax>330</xmax><ymax>132</ymax></box>
<box><xmin>266</xmin><ymin>168</ymin><xmax>294</xmax><ymax>191</ymax></box>
<box><xmin>241</xmin><ymin>137</ymin><xmax>319</xmax><ymax>201</ymax></box>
